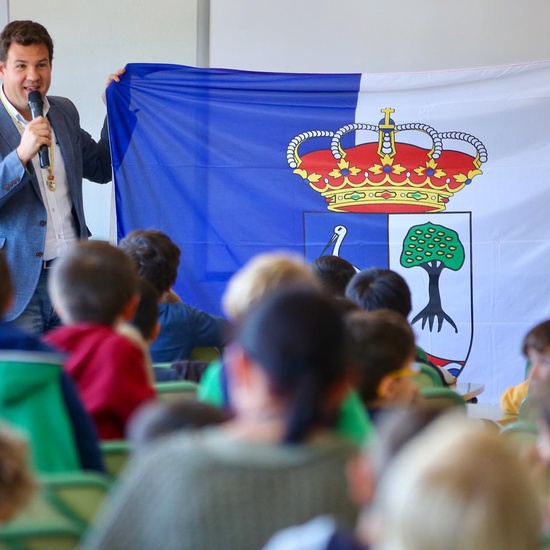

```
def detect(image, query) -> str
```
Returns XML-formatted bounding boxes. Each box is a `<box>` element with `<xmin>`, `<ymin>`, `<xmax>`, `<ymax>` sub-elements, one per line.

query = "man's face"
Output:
<box><xmin>0</xmin><ymin>42</ymin><xmax>52</xmax><ymax>118</ymax></box>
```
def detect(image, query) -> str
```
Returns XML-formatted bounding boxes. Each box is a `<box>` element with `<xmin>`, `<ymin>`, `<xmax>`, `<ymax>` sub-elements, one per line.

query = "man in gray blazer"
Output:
<box><xmin>0</xmin><ymin>20</ymin><xmax>121</xmax><ymax>334</ymax></box>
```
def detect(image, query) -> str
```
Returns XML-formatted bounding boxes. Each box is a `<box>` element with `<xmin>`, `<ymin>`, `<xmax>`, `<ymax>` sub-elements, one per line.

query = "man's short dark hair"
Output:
<box><xmin>0</xmin><ymin>21</ymin><xmax>54</xmax><ymax>63</ymax></box>
<box><xmin>0</xmin><ymin>250</ymin><xmax>13</xmax><ymax>315</ymax></box>
<box><xmin>49</xmin><ymin>241</ymin><xmax>137</xmax><ymax>326</ymax></box>
<box><xmin>346</xmin><ymin>309</ymin><xmax>416</xmax><ymax>403</ymax></box>
<box><xmin>119</xmin><ymin>230</ymin><xmax>181</xmax><ymax>295</ymax></box>
<box><xmin>345</xmin><ymin>268</ymin><xmax>412</xmax><ymax>318</ymax></box>
<box><xmin>310</xmin><ymin>255</ymin><xmax>356</xmax><ymax>297</ymax></box>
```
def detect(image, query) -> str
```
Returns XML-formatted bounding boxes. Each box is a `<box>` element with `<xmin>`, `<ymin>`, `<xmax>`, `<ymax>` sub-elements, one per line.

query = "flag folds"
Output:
<box><xmin>107</xmin><ymin>61</ymin><xmax>550</xmax><ymax>402</ymax></box>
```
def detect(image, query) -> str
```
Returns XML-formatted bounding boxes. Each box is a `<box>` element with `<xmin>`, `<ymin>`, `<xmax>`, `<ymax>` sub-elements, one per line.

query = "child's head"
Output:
<box><xmin>0</xmin><ymin>250</ymin><xmax>13</xmax><ymax>316</ymax></box>
<box><xmin>346</xmin><ymin>309</ymin><xmax>418</xmax><ymax>407</ymax></box>
<box><xmin>131</xmin><ymin>278</ymin><xmax>160</xmax><ymax>343</ymax></box>
<box><xmin>127</xmin><ymin>400</ymin><xmax>231</xmax><ymax>454</ymax></box>
<box><xmin>310</xmin><ymin>255</ymin><xmax>356</xmax><ymax>297</ymax></box>
<box><xmin>346</xmin><ymin>404</ymin><xmax>449</xmax><ymax>514</ymax></box>
<box><xmin>222</xmin><ymin>252</ymin><xmax>319</xmax><ymax>321</ymax></box>
<box><xmin>523</xmin><ymin>320</ymin><xmax>550</xmax><ymax>389</ymax></box>
<box><xmin>228</xmin><ymin>286</ymin><xmax>347</xmax><ymax>444</ymax></box>
<box><xmin>119</xmin><ymin>229</ymin><xmax>181</xmax><ymax>295</ymax></box>
<box><xmin>370</xmin><ymin>415</ymin><xmax>542</xmax><ymax>550</ymax></box>
<box><xmin>48</xmin><ymin>241</ymin><xmax>138</xmax><ymax>326</ymax></box>
<box><xmin>345</xmin><ymin>268</ymin><xmax>412</xmax><ymax>318</ymax></box>
<box><xmin>0</xmin><ymin>424</ymin><xmax>37</xmax><ymax>522</ymax></box>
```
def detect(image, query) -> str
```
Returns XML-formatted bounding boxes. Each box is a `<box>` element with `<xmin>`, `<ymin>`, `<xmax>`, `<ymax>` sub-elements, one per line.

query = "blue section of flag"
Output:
<box><xmin>106</xmin><ymin>64</ymin><xmax>362</xmax><ymax>314</ymax></box>
<box><xmin>303</xmin><ymin>212</ymin><xmax>389</xmax><ymax>271</ymax></box>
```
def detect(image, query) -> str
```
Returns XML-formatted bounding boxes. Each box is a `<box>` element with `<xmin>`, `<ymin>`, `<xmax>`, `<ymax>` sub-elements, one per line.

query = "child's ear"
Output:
<box><xmin>377</xmin><ymin>375</ymin><xmax>397</xmax><ymax>402</ymax></box>
<box><xmin>149</xmin><ymin>320</ymin><xmax>161</xmax><ymax>344</ymax></box>
<box><xmin>225</xmin><ymin>345</ymin><xmax>254</xmax><ymax>388</ymax></box>
<box><xmin>325</xmin><ymin>376</ymin><xmax>353</xmax><ymax>411</ymax></box>
<box><xmin>1</xmin><ymin>294</ymin><xmax>14</xmax><ymax>316</ymax></box>
<box><xmin>346</xmin><ymin>453</ymin><xmax>376</xmax><ymax>506</ymax></box>
<box><xmin>121</xmin><ymin>293</ymin><xmax>140</xmax><ymax>322</ymax></box>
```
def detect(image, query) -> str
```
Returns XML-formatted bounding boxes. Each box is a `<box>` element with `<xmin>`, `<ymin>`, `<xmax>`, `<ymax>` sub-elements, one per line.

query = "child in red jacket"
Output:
<box><xmin>44</xmin><ymin>241</ymin><xmax>156</xmax><ymax>440</ymax></box>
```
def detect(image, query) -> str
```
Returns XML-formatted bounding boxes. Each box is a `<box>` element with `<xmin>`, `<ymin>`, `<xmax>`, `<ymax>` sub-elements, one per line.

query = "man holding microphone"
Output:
<box><xmin>0</xmin><ymin>20</ymin><xmax>123</xmax><ymax>334</ymax></box>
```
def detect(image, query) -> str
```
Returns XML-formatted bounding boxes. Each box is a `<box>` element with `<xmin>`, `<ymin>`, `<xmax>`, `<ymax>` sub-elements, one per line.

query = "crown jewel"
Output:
<box><xmin>287</xmin><ymin>108</ymin><xmax>488</xmax><ymax>213</ymax></box>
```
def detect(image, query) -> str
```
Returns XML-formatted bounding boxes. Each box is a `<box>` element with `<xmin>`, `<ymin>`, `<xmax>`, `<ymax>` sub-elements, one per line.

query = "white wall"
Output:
<box><xmin>8</xmin><ymin>1</ymin><xmax>550</xmax><ymax>239</ymax></box>
<box><xmin>210</xmin><ymin>0</ymin><xmax>550</xmax><ymax>72</ymax></box>
<box><xmin>9</xmin><ymin>0</ymin><xmax>200</xmax><ymax>240</ymax></box>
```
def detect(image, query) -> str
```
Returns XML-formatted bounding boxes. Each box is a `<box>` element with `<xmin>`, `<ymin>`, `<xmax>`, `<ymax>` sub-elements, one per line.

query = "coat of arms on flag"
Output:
<box><xmin>289</xmin><ymin>107</ymin><xmax>487</xmax><ymax>376</ymax></box>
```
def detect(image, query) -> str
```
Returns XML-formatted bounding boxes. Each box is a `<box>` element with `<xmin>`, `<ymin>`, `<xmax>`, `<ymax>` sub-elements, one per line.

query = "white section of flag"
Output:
<box><xmin>356</xmin><ymin>62</ymin><xmax>550</xmax><ymax>403</ymax></box>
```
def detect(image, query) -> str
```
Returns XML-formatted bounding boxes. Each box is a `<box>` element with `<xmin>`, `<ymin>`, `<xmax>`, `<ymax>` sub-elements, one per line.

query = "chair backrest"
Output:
<box><xmin>501</xmin><ymin>420</ymin><xmax>540</xmax><ymax>453</ymax></box>
<box><xmin>156</xmin><ymin>381</ymin><xmax>199</xmax><ymax>404</ymax></box>
<box><xmin>420</xmin><ymin>387</ymin><xmax>467</xmax><ymax>410</ymax></box>
<box><xmin>519</xmin><ymin>395</ymin><xmax>541</xmax><ymax>424</ymax></box>
<box><xmin>40</xmin><ymin>471</ymin><xmax>111</xmax><ymax>532</ymax></box>
<box><xmin>0</xmin><ymin>484</ymin><xmax>82</xmax><ymax>550</ymax></box>
<box><xmin>0</xmin><ymin>352</ymin><xmax>80</xmax><ymax>473</ymax></box>
<box><xmin>190</xmin><ymin>347</ymin><xmax>222</xmax><ymax>362</ymax></box>
<box><xmin>100</xmin><ymin>440</ymin><xmax>131</xmax><ymax>479</ymax></box>
<box><xmin>412</xmin><ymin>363</ymin><xmax>444</xmax><ymax>389</ymax></box>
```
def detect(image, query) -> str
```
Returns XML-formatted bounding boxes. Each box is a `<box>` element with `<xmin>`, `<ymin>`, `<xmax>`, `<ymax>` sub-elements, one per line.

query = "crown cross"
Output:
<box><xmin>378</xmin><ymin>107</ymin><xmax>396</xmax><ymax>157</ymax></box>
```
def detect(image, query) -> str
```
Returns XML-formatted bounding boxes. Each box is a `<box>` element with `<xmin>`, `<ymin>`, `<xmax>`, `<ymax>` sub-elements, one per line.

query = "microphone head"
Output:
<box><xmin>28</xmin><ymin>91</ymin><xmax>43</xmax><ymax>107</ymax></box>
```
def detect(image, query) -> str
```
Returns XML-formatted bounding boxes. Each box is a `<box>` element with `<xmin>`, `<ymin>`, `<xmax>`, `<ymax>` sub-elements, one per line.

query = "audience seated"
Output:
<box><xmin>83</xmin><ymin>288</ymin><xmax>360</xmax><ymax>550</ymax></box>
<box><xmin>345</xmin><ymin>309</ymin><xmax>420</xmax><ymax>426</ymax></box>
<box><xmin>368</xmin><ymin>415</ymin><xmax>542</xmax><ymax>550</ymax></box>
<box><xmin>0</xmin><ymin>423</ymin><xmax>36</xmax><ymax>523</ymax></box>
<box><xmin>501</xmin><ymin>319</ymin><xmax>550</xmax><ymax>415</ymax></box>
<box><xmin>0</xmin><ymin>251</ymin><xmax>104</xmax><ymax>472</ymax></box>
<box><xmin>198</xmin><ymin>251</ymin><xmax>373</xmax><ymax>446</ymax></box>
<box><xmin>119</xmin><ymin>229</ymin><xmax>230</xmax><ymax>363</ymax></box>
<box><xmin>310</xmin><ymin>255</ymin><xmax>356</xmax><ymax>297</ymax></box>
<box><xmin>345</xmin><ymin>268</ymin><xmax>455</xmax><ymax>386</ymax></box>
<box><xmin>44</xmin><ymin>241</ymin><xmax>156</xmax><ymax>440</ymax></box>
<box><xmin>263</xmin><ymin>405</ymin><xmax>448</xmax><ymax>550</ymax></box>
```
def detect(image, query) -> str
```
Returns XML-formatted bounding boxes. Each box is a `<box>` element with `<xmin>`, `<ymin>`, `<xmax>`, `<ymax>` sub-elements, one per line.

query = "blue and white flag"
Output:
<box><xmin>107</xmin><ymin>62</ymin><xmax>550</xmax><ymax>403</ymax></box>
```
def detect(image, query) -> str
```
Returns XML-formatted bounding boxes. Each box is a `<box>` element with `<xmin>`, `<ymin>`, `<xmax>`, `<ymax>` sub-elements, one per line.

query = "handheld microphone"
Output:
<box><xmin>27</xmin><ymin>91</ymin><xmax>50</xmax><ymax>168</ymax></box>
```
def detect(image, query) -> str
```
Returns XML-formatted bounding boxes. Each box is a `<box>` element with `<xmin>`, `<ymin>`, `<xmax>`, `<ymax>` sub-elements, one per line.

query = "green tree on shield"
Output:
<box><xmin>400</xmin><ymin>222</ymin><xmax>464</xmax><ymax>333</ymax></box>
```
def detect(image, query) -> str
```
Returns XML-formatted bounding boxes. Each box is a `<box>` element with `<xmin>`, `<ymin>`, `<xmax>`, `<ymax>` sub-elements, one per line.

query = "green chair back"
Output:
<box><xmin>100</xmin><ymin>440</ymin><xmax>131</xmax><ymax>479</ymax></box>
<box><xmin>0</xmin><ymin>486</ymin><xmax>81</xmax><ymax>550</ymax></box>
<box><xmin>501</xmin><ymin>420</ymin><xmax>539</xmax><ymax>453</ymax></box>
<box><xmin>412</xmin><ymin>363</ymin><xmax>444</xmax><ymax>389</ymax></box>
<box><xmin>420</xmin><ymin>387</ymin><xmax>466</xmax><ymax>409</ymax></box>
<box><xmin>156</xmin><ymin>381</ymin><xmax>199</xmax><ymax>404</ymax></box>
<box><xmin>40</xmin><ymin>472</ymin><xmax>111</xmax><ymax>532</ymax></box>
<box><xmin>152</xmin><ymin>362</ymin><xmax>172</xmax><ymax>369</ymax></box>
<box><xmin>190</xmin><ymin>347</ymin><xmax>222</xmax><ymax>362</ymax></box>
<box><xmin>519</xmin><ymin>395</ymin><xmax>541</xmax><ymax>424</ymax></box>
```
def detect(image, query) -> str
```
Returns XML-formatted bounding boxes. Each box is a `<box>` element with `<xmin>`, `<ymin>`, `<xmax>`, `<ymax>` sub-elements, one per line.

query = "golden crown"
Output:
<box><xmin>287</xmin><ymin>108</ymin><xmax>488</xmax><ymax>213</ymax></box>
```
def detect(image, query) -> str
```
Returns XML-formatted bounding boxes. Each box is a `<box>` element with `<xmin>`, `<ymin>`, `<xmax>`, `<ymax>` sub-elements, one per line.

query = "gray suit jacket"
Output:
<box><xmin>0</xmin><ymin>96</ymin><xmax>112</xmax><ymax>321</ymax></box>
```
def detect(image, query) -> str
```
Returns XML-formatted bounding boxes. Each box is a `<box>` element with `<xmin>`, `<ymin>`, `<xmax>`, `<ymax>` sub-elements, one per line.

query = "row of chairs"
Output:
<box><xmin>0</xmin><ymin>471</ymin><xmax>110</xmax><ymax>550</ymax></box>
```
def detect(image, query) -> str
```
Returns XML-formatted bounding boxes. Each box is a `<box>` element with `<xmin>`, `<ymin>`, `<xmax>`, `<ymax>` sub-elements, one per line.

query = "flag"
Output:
<box><xmin>107</xmin><ymin>61</ymin><xmax>550</xmax><ymax>403</ymax></box>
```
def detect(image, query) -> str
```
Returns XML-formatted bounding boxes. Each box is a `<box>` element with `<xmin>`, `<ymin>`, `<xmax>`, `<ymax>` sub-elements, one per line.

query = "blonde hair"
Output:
<box><xmin>0</xmin><ymin>425</ymin><xmax>37</xmax><ymax>522</ymax></box>
<box><xmin>370</xmin><ymin>415</ymin><xmax>542</xmax><ymax>550</ymax></box>
<box><xmin>222</xmin><ymin>252</ymin><xmax>319</xmax><ymax>320</ymax></box>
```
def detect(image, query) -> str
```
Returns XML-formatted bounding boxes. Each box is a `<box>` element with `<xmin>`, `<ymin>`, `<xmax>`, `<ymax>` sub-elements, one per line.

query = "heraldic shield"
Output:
<box><xmin>290</xmin><ymin>108</ymin><xmax>487</xmax><ymax>378</ymax></box>
<box><xmin>304</xmin><ymin>211</ymin><xmax>473</xmax><ymax>377</ymax></box>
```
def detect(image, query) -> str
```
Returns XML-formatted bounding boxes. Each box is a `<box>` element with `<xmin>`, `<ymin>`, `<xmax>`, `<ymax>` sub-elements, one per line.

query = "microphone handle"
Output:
<box><xmin>38</xmin><ymin>144</ymin><xmax>50</xmax><ymax>169</ymax></box>
<box><xmin>28</xmin><ymin>102</ymin><xmax>50</xmax><ymax>169</ymax></box>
